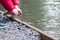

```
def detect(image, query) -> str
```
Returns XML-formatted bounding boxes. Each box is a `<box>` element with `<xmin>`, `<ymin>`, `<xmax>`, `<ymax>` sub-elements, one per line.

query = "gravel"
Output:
<box><xmin>0</xmin><ymin>13</ymin><xmax>41</xmax><ymax>40</ymax></box>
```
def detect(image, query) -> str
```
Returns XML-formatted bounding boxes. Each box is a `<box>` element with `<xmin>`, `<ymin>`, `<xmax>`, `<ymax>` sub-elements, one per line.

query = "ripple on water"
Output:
<box><xmin>43</xmin><ymin>0</ymin><xmax>60</xmax><ymax>39</ymax></box>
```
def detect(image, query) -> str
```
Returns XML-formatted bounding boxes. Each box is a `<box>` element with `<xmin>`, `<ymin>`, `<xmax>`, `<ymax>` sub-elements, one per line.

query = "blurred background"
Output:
<box><xmin>0</xmin><ymin>0</ymin><xmax>60</xmax><ymax>40</ymax></box>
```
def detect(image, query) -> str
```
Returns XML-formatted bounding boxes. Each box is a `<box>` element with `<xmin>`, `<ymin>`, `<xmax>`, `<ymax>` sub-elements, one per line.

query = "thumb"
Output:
<box><xmin>11</xmin><ymin>9</ymin><xmax>18</xmax><ymax>16</ymax></box>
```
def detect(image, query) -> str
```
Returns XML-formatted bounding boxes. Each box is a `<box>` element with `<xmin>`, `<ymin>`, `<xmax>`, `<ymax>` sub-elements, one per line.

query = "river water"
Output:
<box><xmin>0</xmin><ymin>0</ymin><xmax>60</xmax><ymax>40</ymax></box>
<box><xmin>20</xmin><ymin>0</ymin><xmax>60</xmax><ymax>40</ymax></box>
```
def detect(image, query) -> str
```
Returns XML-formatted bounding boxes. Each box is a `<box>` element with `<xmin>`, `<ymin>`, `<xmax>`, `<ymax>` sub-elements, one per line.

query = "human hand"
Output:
<box><xmin>11</xmin><ymin>8</ymin><xmax>19</xmax><ymax>16</ymax></box>
<box><xmin>15</xmin><ymin>5</ymin><xmax>23</xmax><ymax>16</ymax></box>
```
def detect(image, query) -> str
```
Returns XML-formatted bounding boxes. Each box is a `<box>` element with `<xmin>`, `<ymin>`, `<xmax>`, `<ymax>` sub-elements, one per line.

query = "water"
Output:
<box><xmin>20</xmin><ymin>0</ymin><xmax>60</xmax><ymax>40</ymax></box>
<box><xmin>0</xmin><ymin>0</ymin><xmax>60</xmax><ymax>40</ymax></box>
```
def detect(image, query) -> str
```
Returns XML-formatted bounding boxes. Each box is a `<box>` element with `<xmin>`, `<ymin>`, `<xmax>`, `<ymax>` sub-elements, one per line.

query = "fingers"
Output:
<box><xmin>15</xmin><ymin>5</ymin><xmax>23</xmax><ymax>15</ymax></box>
<box><xmin>11</xmin><ymin>5</ymin><xmax>23</xmax><ymax>16</ymax></box>
<box><xmin>18</xmin><ymin>9</ymin><xmax>23</xmax><ymax>16</ymax></box>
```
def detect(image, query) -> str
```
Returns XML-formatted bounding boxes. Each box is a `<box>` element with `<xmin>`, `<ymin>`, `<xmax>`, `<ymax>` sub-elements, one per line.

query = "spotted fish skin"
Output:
<box><xmin>0</xmin><ymin>13</ymin><xmax>41</xmax><ymax>40</ymax></box>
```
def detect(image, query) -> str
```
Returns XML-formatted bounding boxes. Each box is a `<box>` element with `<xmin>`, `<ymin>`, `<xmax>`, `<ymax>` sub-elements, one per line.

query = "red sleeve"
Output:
<box><xmin>0</xmin><ymin>0</ymin><xmax>14</xmax><ymax>12</ymax></box>
<box><xmin>12</xmin><ymin>0</ymin><xmax>19</xmax><ymax>6</ymax></box>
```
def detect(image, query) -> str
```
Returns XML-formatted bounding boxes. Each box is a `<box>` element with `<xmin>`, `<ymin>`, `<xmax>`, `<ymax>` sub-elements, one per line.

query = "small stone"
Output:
<box><xmin>18</xmin><ymin>27</ymin><xmax>21</xmax><ymax>30</ymax></box>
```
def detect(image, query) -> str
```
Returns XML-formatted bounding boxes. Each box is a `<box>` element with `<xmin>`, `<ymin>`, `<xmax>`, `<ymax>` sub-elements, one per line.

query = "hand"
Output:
<box><xmin>11</xmin><ymin>8</ymin><xmax>19</xmax><ymax>16</ymax></box>
<box><xmin>15</xmin><ymin>5</ymin><xmax>23</xmax><ymax>16</ymax></box>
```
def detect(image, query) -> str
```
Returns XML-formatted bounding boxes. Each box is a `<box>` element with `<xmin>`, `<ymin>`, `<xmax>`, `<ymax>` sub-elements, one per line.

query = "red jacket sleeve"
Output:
<box><xmin>12</xmin><ymin>0</ymin><xmax>19</xmax><ymax>6</ymax></box>
<box><xmin>0</xmin><ymin>0</ymin><xmax>14</xmax><ymax>12</ymax></box>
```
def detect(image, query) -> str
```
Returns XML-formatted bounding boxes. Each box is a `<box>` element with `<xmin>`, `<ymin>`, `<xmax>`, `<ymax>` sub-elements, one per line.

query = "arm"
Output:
<box><xmin>0</xmin><ymin>0</ymin><xmax>14</xmax><ymax>12</ymax></box>
<box><xmin>0</xmin><ymin>0</ymin><xmax>22</xmax><ymax>16</ymax></box>
<box><xmin>0</xmin><ymin>0</ymin><xmax>19</xmax><ymax>16</ymax></box>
